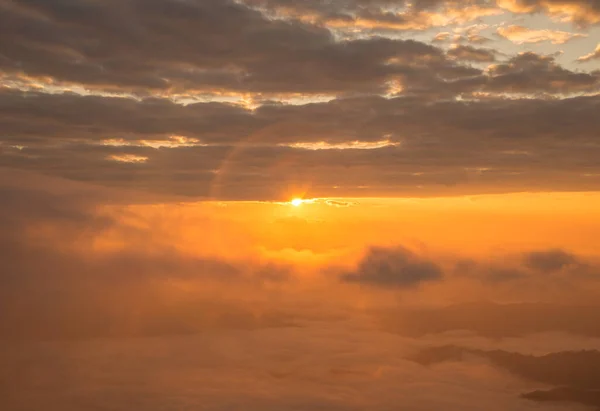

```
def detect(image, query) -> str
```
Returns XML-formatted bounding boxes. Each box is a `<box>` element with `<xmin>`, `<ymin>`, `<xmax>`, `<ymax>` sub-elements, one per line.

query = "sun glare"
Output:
<box><xmin>291</xmin><ymin>198</ymin><xmax>304</xmax><ymax>207</ymax></box>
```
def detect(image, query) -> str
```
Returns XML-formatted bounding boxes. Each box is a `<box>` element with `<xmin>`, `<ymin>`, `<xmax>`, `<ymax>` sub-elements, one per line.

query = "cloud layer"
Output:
<box><xmin>1</xmin><ymin>0</ymin><xmax>600</xmax><ymax>198</ymax></box>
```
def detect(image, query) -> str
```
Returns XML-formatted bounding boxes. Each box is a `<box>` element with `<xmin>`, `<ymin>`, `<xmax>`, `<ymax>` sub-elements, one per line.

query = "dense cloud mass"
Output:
<box><xmin>0</xmin><ymin>0</ymin><xmax>599</xmax><ymax>198</ymax></box>
<box><xmin>0</xmin><ymin>0</ymin><xmax>466</xmax><ymax>94</ymax></box>
<box><xmin>2</xmin><ymin>89</ymin><xmax>600</xmax><ymax>198</ymax></box>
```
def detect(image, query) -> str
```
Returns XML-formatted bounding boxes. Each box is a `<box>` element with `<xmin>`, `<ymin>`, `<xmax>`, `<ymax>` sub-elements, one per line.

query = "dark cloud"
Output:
<box><xmin>524</xmin><ymin>249</ymin><xmax>579</xmax><ymax>272</ymax></box>
<box><xmin>486</xmin><ymin>52</ymin><xmax>600</xmax><ymax>94</ymax></box>
<box><xmin>453</xmin><ymin>249</ymin><xmax>587</xmax><ymax>282</ymax></box>
<box><xmin>239</xmin><ymin>0</ymin><xmax>506</xmax><ymax>41</ymax></box>
<box><xmin>242</xmin><ymin>0</ymin><xmax>449</xmax><ymax>14</ymax></box>
<box><xmin>243</xmin><ymin>0</ymin><xmax>600</xmax><ymax>31</ymax></box>
<box><xmin>241</xmin><ymin>0</ymin><xmax>484</xmax><ymax>19</ymax></box>
<box><xmin>4</xmin><ymin>86</ymin><xmax>600</xmax><ymax>146</ymax></box>
<box><xmin>341</xmin><ymin>246</ymin><xmax>443</xmax><ymax>288</ymax></box>
<box><xmin>0</xmin><ymin>88</ymin><xmax>258</xmax><ymax>144</ymax></box>
<box><xmin>1</xmin><ymin>0</ymin><xmax>599</xmax><ymax>202</ymax></box>
<box><xmin>0</xmin><ymin>0</ymin><xmax>472</xmax><ymax>95</ymax></box>
<box><xmin>3</xmin><ymin>89</ymin><xmax>600</xmax><ymax>199</ymax></box>
<box><xmin>484</xmin><ymin>266</ymin><xmax>529</xmax><ymax>282</ymax></box>
<box><xmin>340</xmin><ymin>245</ymin><xmax>599</xmax><ymax>295</ymax></box>
<box><xmin>2</xmin><ymin>0</ymin><xmax>597</xmax><ymax>98</ymax></box>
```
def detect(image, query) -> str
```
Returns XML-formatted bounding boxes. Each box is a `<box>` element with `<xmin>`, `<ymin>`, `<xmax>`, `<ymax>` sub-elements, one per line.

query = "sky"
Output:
<box><xmin>2</xmin><ymin>1</ymin><xmax>600</xmax><ymax>410</ymax></box>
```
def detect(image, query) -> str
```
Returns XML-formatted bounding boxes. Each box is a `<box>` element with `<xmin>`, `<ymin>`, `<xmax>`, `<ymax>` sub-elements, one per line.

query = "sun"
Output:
<box><xmin>291</xmin><ymin>198</ymin><xmax>304</xmax><ymax>207</ymax></box>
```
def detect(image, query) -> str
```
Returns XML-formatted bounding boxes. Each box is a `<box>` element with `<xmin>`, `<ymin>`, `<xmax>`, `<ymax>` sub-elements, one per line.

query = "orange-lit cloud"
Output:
<box><xmin>497</xmin><ymin>0</ymin><xmax>600</xmax><ymax>25</ymax></box>
<box><xmin>285</xmin><ymin>139</ymin><xmax>398</xmax><ymax>150</ymax></box>
<box><xmin>107</xmin><ymin>154</ymin><xmax>149</xmax><ymax>163</ymax></box>
<box><xmin>577</xmin><ymin>43</ymin><xmax>600</xmax><ymax>62</ymax></box>
<box><xmin>497</xmin><ymin>24</ymin><xmax>587</xmax><ymax>44</ymax></box>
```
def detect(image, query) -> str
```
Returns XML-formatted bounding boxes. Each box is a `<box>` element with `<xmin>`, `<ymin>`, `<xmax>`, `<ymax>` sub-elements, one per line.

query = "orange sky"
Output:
<box><xmin>88</xmin><ymin>192</ymin><xmax>600</xmax><ymax>263</ymax></box>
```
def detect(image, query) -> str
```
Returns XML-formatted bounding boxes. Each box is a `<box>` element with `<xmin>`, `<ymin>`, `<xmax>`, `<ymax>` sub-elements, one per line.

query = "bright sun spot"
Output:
<box><xmin>291</xmin><ymin>198</ymin><xmax>304</xmax><ymax>207</ymax></box>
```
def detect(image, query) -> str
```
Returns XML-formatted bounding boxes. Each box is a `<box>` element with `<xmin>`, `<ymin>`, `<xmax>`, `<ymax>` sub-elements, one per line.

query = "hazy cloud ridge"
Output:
<box><xmin>410</xmin><ymin>345</ymin><xmax>600</xmax><ymax>408</ymax></box>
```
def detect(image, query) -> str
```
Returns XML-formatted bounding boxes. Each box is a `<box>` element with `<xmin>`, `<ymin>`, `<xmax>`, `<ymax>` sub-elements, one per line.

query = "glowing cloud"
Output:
<box><xmin>497</xmin><ymin>25</ymin><xmax>587</xmax><ymax>44</ymax></box>
<box><xmin>107</xmin><ymin>154</ymin><xmax>149</xmax><ymax>164</ymax></box>
<box><xmin>286</xmin><ymin>139</ymin><xmax>399</xmax><ymax>151</ymax></box>
<box><xmin>577</xmin><ymin>44</ymin><xmax>600</xmax><ymax>63</ymax></box>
